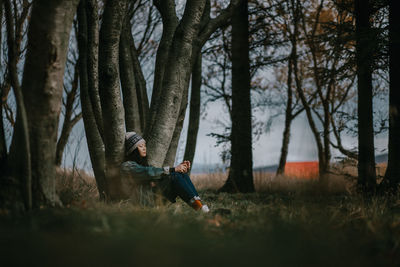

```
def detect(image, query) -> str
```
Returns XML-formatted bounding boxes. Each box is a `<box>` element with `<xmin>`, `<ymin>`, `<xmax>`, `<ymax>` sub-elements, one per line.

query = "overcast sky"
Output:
<box><xmin>60</xmin><ymin>95</ymin><xmax>388</xmax><ymax>171</ymax></box>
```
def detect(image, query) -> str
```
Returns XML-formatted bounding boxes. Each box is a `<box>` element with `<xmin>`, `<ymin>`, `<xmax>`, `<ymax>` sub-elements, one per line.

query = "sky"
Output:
<box><xmin>60</xmin><ymin>95</ymin><xmax>388</xmax><ymax>172</ymax></box>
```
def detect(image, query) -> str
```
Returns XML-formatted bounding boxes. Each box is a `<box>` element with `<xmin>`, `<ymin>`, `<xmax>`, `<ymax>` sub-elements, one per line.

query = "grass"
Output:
<box><xmin>1</xmin><ymin>166</ymin><xmax>400</xmax><ymax>266</ymax></box>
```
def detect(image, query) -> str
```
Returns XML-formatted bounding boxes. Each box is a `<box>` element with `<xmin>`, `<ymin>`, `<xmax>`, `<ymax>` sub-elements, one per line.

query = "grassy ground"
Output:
<box><xmin>1</xmin><ymin>168</ymin><xmax>400</xmax><ymax>266</ymax></box>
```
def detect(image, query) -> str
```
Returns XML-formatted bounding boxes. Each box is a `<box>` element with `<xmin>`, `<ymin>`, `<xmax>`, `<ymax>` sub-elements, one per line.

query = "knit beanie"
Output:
<box><xmin>125</xmin><ymin>132</ymin><xmax>145</xmax><ymax>156</ymax></box>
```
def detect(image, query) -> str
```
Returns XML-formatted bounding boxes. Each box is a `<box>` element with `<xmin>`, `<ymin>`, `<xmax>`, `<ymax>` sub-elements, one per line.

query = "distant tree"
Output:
<box><xmin>355</xmin><ymin>0</ymin><xmax>376</xmax><ymax>192</ymax></box>
<box><xmin>220</xmin><ymin>0</ymin><xmax>255</xmax><ymax>193</ymax></box>
<box><xmin>275</xmin><ymin>0</ymin><xmax>305</xmax><ymax>176</ymax></box>
<box><xmin>382</xmin><ymin>0</ymin><xmax>400</xmax><ymax>191</ymax></box>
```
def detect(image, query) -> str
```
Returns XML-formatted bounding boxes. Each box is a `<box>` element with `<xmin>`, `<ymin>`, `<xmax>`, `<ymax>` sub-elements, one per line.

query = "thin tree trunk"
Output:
<box><xmin>127</xmin><ymin>28</ymin><xmax>149</xmax><ymax>133</ymax></box>
<box><xmin>4</xmin><ymin>0</ymin><xmax>31</xmax><ymax>209</ymax></box>
<box><xmin>146</xmin><ymin>0</ymin><xmax>179</xmax><ymax>137</ymax></box>
<box><xmin>163</xmin><ymin>2</ymin><xmax>213</xmax><ymax>168</ymax></box>
<box><xmin>77</xmin><ymin>0</ymin><xmax>107</xmax><ymax>200</ymax></box>
<box><xmin>86</xmin><ymin>0</ymin><xmax>103</xmax><ymax>140</ymax></box>
<box><xmin>146</xmin><ymin>0</ymin><xmax>206</xmax><ymax>167</ymax></box>
<box><xmin>383</xmin><ymin>0</ymin><xmax>400</xmax><ymax>191</ymax></box>
<box><xmin>277</xmin><ymin>47</ymin><xmax>294</xmax><ymax>175</ymax></box>
<box><xmin>98</xmin><ymin>0</ymin><xmax>128</xmax><ymax>199</ymax></box>
<box><xmin>55</xmin><ymin>64</ymin><xmax>81</xmax><ymax>166</ymax></box>
<box><xmin>183</xmin><ymin>52</ymin><xmax>202</xmax><ymax>172</ymax></box>
<box><xmin>120</xmin><ymin>16</ymin><xmax>142</xmax><ymax>133</ymax></box>
<box><xmin>355</xmin><ymin>0</ymin><xmax>376</xmax><ymax>192</ymax></box>
<box><xmin>163</xmin><ymin>85</ymin><xmax>189</xmax><ymax>167</ymax></box>
<box><xmin>220</xmin><ymin>0</ymin><xmax>254</xmax><ymax>193</ymax></box>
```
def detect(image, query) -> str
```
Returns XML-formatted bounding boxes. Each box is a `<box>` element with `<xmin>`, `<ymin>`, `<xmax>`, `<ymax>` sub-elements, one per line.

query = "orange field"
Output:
<box><xmin>284</xmin><ymin>161</ymin><xmax>319</xmax><ymax>179</ymax></box>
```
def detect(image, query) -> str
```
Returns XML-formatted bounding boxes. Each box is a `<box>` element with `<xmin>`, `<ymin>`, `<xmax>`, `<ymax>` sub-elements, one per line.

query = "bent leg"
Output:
<box><xmin>182</xmin><ymin>173</ymin><xmax>199</xmax><ymax>197</ymax></box>
<box><xmin>170</xmin><ymin>172</ymin><xmax>198</xmax><ymax>203</ymax></box>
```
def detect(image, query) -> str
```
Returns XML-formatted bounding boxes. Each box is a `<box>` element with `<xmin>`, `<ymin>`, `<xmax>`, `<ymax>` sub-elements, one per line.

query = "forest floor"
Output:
<box><xmin>1</xmin><ymin>166</ymin><xmax>399</xmax><ymax>267</ymax></box>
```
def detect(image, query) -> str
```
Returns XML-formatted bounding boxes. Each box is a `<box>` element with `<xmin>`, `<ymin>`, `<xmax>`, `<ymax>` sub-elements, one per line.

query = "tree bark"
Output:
<box><xmin>183</xmin><ymin>52</ymin><xmax>202</xmax><ymax>172</ymax></box>
<box><xmin>0</xmin><ymin>0</ymin><xmax>6</xmax><ymax>172</ymax></box>
<box><xmin>220</xmin><ymin>0</ymin><xmax>255</xmax><ymax>193</ymax></box>
<box><xmin>355</xmin><ymin>0</ymin><xmax>376</xmax><ymax>192</ymax></box>
<box><xmin>86</xmin><ymin>0</ymin><xmax>103</xmax><ymax>140</ymax></box>
<box><xmin>146</xmin><ymin>0</ymin><xmax>179</xmax><ymax>137</ymax></box>
<box><xmin>163</xmin><ymin>83</ymin><xmax>189</xmax><ymax>167</ymax></box>
<box><xmin>128</xmin><ymin>28</ymin><xmax>149</xmax><ymax>133</ymax></box>
<box><xmin>18</xmin><ymin>0</ymin><xmax>79</xmax><ymax>207</ymax></box>
<box><xmin>98</xmin><ymin>0</ymin><xmax>128</xmax><ymax>199</ymax></box>
<box><xmin>382</xmin><ymin>0</ymin><xmax>400</xmax><ymax>191</ymax></box>
<box><xmin>120</xmin><ymin>16</ymin><xmax>142</xmax><ymax>133</ymax></box>
<box><xmin>77</xmin><ymin>0</ymin><xmax>107</xmax><ymax>200</ymax></box>
<box><xmin>146</xmin><ymin>0</ymin><xmax>206</xmax><ymax>167</ymax></box>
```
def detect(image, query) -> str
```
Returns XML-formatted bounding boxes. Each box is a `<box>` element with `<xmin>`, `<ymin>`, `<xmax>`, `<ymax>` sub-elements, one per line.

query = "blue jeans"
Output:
<box><xmin>158</xmin><ymin>172</ymin><xmax>199</xmax><ymax>203</ymax></box>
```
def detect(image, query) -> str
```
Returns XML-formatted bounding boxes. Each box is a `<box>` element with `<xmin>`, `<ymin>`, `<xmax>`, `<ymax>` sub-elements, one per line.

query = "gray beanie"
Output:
<box><xmin>125</xmin><ymin>132</ymin><xmax>145</xmax><ymax>156</ymax></box>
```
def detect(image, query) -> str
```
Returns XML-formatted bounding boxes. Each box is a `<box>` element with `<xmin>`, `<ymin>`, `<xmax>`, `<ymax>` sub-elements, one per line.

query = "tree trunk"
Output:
<box><xmin>86</xmin><ymin>0</ymin><xmax>103</xmax><ymax>140</ymax></box>
<box><xmin>355</xmin><ymin>0</ymin><xmax>376</xmax><ymax>193</ymax></box>
<box><xmin>0</xmin><ymin>0</ymin><xmax>6</xmax><ymax>172</ymax></box>
<box><xmin>220</xmin><ymin>0</ymin><xmax>254</xmax><ymax>193</ymax></box>
<box><xmin>146</xmin><ymin>0</ymin><xmax>179</xmax><ymax>137</ymax></box>
<box><xmin>277</xmin><ymin>45</ymin><xmax>294</xmax><ymax>176</ymax></box>
<box><xmin>120</xmin><ymin>16</ymin><xmax>142</xmax><ymax>133</ymax></box>
<box><xmin>127</xmin><ymin>26</ymin><xmax>149</xmax><ymax>133</ymax></box>
<box><xmin>322</xmin><ymin>110</ymin><xmax>331</xmax><ymax>175</ymax></box>
<box><xmin>383</xmin><ymin>0</ymin><xmax>400</xmax><ymax>191</ymax></box>
<box><xmin>77</xmin><ymin>0</ymin><xmax>107</xmax><ymax>200</ymax></box>
<box><xmin>146</xmin><ymin>0</ymin><xmax>206</xmax><ymax>167</ymax></box>
<box><xmin>18</xmin><ymin>0</ymin><xmax>79</xmax><ymax>207</ymax></box>
<box><xmin>183</xmin><ymin>52</ymin><xmax>202</xmax><ymax>172</ymax></box>
<box><xmin>163</xmin><ymin>84</ymin><xmax>189</xmax><ymax>167</ymax></box>
<box><xmin>98</xmin><ymin>0</ymin><xmax>128</xmax><ymax>199</ymax></box>
<box><xmin>4</xmin><ymin>0</ymin><xmax>31</xmax><ymax>210</ymax></box>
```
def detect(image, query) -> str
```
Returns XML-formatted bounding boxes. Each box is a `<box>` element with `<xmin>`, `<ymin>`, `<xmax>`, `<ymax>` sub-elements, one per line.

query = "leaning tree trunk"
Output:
<box><xmin>120</xmin><ymin>16</ymin><xmax>142</xmax><ymax>133</ymax></box>
<box><xmin>77</xmin><ymin>0</ymin><xmax>107</xmax><ymax>200</ymax></box>
<box><xmin>183</xmin><ymin>52</ymin><xmax>202</xmax><ymax>172</ymax></box>
<box><xmin>17</xmin><ymin>0</ymin><xmax>79</xmax><ymax>207</ymax></box>
<box><xmin>4</xmin><ymin>0</ymin><xmax>31</xmax><ymax>210</ymax></box>
<box><xmin>146</xmin><ymin>0</ymin><xmax>206</xmax><ymax>167</ymax></box>
<box><xmin>355</xmin><ymin>0</ymin><xmax>376</xmax><ymax>193</ymax></box>
<box><xmin>146</xmin><ymin>0</ymin><xmax>179</xmax><ymax>137</ymax></box>
<box><xmin>98</xmin><ymin>0</ymin><xmax>128</xmax><ymax>199</ymax></box>
<box><xmin>220</xmin><ymin>0</ymin><xmax>255</xmax><ymax>193</ymax></box>
<box><xmin>383</xmin><ymin>0</ymin><xmax>400</xmax><ymax>191</ymax></box>
<box><xmin>277</xmin><ymin>48</ymin><xmax>295</xmax><ymax>176</ymax></box>
<box><xmin>163</xmin><ymin>84</ymin><xmax>189</xmax><ymax>167</ymax></box>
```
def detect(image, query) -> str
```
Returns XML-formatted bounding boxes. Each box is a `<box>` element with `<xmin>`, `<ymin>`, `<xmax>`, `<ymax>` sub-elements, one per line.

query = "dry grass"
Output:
<box><xmin>2</xmin><ymin>164</ymin><xmax>400</xmax><ymax>267</ymax></box>
<box><xmin>55</xmin><ymin>167</ymin><xmax>98</xmax><ymax>206</ymax></box>
<box><xmin>55</xmin><ymin>160</ymin><xmax>386</xmax><ymax>204</ymax></box>
<box><xmin>192</xmin><ymin>170</ymin><xmax>352</xmax><ymax>194</ymax></box>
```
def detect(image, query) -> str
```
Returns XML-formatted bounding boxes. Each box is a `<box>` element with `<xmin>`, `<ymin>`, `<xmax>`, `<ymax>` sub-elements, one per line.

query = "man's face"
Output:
<box><xmin>137</xmin><ymin>142</ymin><xmax>147</xmax><ymax>157</ymax></box>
